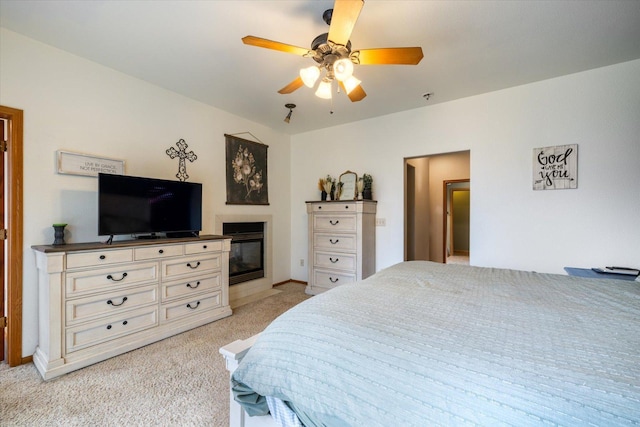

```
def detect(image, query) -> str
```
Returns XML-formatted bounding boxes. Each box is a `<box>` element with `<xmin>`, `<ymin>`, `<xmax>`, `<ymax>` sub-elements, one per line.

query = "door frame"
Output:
<box><xmin>0</xmin><ymin>105</ymin><xmax>24</xmax><ymax>366</ymax></box>
<box><xmin>442</xmin><ymin>179</ymin><xmax>470</xmax><ymax>263</ymax></box>
<box><xmin>404</xmin><ymin>163</ymin><xmax>416</xmax><ymax>261</ymax></box>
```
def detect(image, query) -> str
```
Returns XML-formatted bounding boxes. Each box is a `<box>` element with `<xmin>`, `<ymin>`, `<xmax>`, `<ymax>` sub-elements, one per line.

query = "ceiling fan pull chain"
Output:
<box><xmin>330</xmin><ymin>91</ymin><xmax>334</xmax><ymax>115</ymax></box>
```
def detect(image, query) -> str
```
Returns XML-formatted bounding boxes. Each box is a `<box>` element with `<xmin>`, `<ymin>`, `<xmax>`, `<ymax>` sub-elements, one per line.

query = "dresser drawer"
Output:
<box><xmin>161</xmin><ymin>273</ymin><xmax>222</xmax><ymax>301</ymax></box>
<box><xmin>134</xmin><ymin>244</ymin><xmax>183</xmax><ymax>260</ymax></box>
<box><xmin>65</xmin><ymin>306</ymin><xmax>158</xmax><ymax>353</ymax></box>
<box><xmin>310</xmin><ymin>202</ymin><xmax>356</xmax><ymax>213</ymax></box>
<box><xmin>65</xmin><ymin>262</ymin><xmax>159</xmax><ymax>297</ymax></box>
<box><xmin>185</xmin><ymin>240</ymin><xmax>223</xmax><ymax>255</ymax></box>
<box><xmin>314</xmin><ymin>233</ymin><xmax>356</xmax><ymax>252</ymax></box>
<box><xmin>161</xmin><ymin>291</ymin><xmax>221</xmax><ymax>322</ymax></box>
<box><xmin>314</xmin><ymin>270</ymin><xmax>356</xmax><ymax>289</ymax></box>
<box><xmin>162</xmin><ymin>254</ymin><xmax>222</xmax><ymax>279</ymax></box>
<box><xmin>313</xmin><ymin>214</ymin><xmax>357</xmax><ymax>232</ymax></box>
<box><xmin>65</xmin><ymin>284</ymin><xmax>158</xmax><ymax>326</ymax></box>
<box><xmin>314</xmin><ymin>251</ymin><xmax>356</xmax><ymax>271</ymax></box>
<box><xmin>66</xmin><ymin>248</ymin><xmax>133</xmax><ymax>270</ymax></box>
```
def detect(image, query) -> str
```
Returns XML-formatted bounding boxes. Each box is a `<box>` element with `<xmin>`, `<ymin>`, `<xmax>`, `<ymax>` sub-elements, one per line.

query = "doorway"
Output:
<box><xmin>404</xmin><ymin>150</ymin><xmax>470</xmax><ymax>263</ymax></box>
<box><xmin>444</xmin><ymin>180</ymin><xmax>470</xmax><ymax>265</ymax></box>
<box><xmin>0</xmin><ymin>105</ymin><xmax>24</xmax><ymax>366</ymax></box>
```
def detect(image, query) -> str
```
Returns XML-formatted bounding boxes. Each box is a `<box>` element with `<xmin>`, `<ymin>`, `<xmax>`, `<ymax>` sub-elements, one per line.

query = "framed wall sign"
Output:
<box><xmin>57</xmin><ymin>151</ymin><xmax>125</xmax><ymax>177</ymax></box>
<box><xmin>532</xmin><ymin>144</ymin><xmax>577</xmax><ymax>190</ymax></box>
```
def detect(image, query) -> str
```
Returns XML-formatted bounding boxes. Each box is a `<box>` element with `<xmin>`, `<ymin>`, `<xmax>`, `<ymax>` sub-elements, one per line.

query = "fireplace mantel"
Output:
<box><xmin>215</xmin><ymin>215</ymin><xmax>272</xmax><ymax>305</ymax></box>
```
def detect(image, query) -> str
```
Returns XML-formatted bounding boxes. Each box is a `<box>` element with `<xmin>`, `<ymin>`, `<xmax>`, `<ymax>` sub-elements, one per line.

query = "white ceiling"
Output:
<box><xmin>2</xmin><ymin>1</ymin><xmax>640</xmax><ymax>135</ymax></box>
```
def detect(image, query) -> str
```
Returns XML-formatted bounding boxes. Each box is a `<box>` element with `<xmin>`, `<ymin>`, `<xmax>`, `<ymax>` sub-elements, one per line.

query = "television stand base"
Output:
<box><xmin>166</xmin><ymin>231</ymin><xmax>199</xmax><ymax>238</ymax></box>
<box><xmin>136</xmin><ymin>233</ymin><xmax>162</xmax><ymax>240</ymax></box>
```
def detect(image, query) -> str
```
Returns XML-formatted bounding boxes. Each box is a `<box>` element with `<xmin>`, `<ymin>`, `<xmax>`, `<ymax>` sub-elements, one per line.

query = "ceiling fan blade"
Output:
<box><xmin>242</xmin><ymin>36</ymin><xmax>310</xmax><ymax>56</ymax></box>
<box><xmin>327</xmin><ymin>0</ymin><xmax>364</xmax><ymax>46</ymax></box>
<box><xmin>339</xmin><ymin>81</ymin><xmax>367</xmax><ymax>102</ymax></box>
<box><xmin>353</xmin><ymin>47</ymin><xmax>424</xmax><ymax>65</ymax></box>
<box><xmin>278</xmin><ymin>77</ymin><xmax>304</xmax><ymax>94</ymax></box>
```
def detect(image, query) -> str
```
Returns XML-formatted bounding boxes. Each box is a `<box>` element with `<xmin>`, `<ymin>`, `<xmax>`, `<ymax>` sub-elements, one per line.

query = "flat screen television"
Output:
<box><xmin>98</xmin><ymin>173</ymin><xmax>202</xmax><ymax>239</ymax></box>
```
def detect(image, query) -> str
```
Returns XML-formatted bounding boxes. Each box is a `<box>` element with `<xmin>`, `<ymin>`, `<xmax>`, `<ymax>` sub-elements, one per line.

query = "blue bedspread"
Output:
<box><xmin>232</xmin><ymin>261</ymin><xmax>640</xmax><ymax>426</ymax></box>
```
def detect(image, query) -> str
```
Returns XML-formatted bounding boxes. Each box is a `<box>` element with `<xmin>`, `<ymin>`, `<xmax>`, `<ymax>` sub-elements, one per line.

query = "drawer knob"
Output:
<box><xmin>107</xmin><ymin>296</ymin><xmax>128</xmax><ymax>307</ymax></box>
<box><xmin>203</xmin><ymin>245</ymin><xmax>208</xmax><ymax>249</ymax></box>
<box><xmin>330</xmin><ymin>277</ymin><xmax>339</xmax><ymax>283</ymax></box>
<box><xmin>329</xmin><ymin>239</ymin><xmax>339</xmax><ymax>244</ymax></box>
<box><xmin>329</xmin><ymin>257</ymin><xmax>339</xmax><ymax>263</ymax></box>
<box><xmin>345</xmin><ymin>205</ymin><xmax>349</xmax><ymax>209</ymax></box>
<box><xmin>106</xmin><ymin>321</ymin><xmax>127</xmax><ymax>329</ymax></box>
<box><xmin>186</xmin><ymin>281</ymin><xmax>201</xmax><ymax>289</ymax></box>
<box><xmin>318</xmin><ymin>206</ymin><xmax>322</xmax><ymax>209</ymax></box>
<box><xmin>187</xmin><ymin>301</ymin><xmax>200</xmax><ymax>310</ymax></box>
<box><xmin>106</xmin><ymin>272</ymin><xmax>128</xmax><ymax>282</ymax></box>
<box><xmin>99</xmin><ymin>255</ymin><xmax>106</xmax><ymax>260</ymax></box>
<box><xmin>329</xmin><ymin>220</ymin><xmax>339</xmax><ymax>225</ymax></box>
<box><xmin>159</xmin><ymin>249</ymin><xmax>164</xmax><ymax>254</ymax></box>
<box><xmin>186</xmin><ymin>261</ymin><xmax>201</xmax><ymax>269</ymax></box>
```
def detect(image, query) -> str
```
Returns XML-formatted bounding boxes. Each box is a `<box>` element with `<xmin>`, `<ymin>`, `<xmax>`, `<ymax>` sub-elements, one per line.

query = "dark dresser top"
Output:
<box><xmin>32</xmin><ymin>234</ymin><xmax>230</xmax><ymax>253</ymax></box>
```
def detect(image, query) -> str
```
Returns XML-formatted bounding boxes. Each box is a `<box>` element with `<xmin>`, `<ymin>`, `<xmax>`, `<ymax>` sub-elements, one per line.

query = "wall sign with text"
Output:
<box><xmin>532</xmin><ymin>144</ymin><xmax>577</xmax><ymax>190</ymax></box>
<box><xmin>57</xmin><ymin>150</ymin><xmax>125</xmax><ymax>177</ymax></box>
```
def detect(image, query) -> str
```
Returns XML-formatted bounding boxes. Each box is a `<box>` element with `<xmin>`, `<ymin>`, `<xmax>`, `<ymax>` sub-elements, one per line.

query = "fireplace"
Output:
<box><xmin>223</xmin><ymin>222</ymin><xmax>265</xmax><ymax>285</ymax></box>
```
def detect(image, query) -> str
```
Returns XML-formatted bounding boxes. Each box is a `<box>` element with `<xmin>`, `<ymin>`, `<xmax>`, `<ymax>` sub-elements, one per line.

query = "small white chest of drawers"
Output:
<box><xmin>306</xmin><ymin>200</ymin><xmax>377</xmax><ymax>295</ymax></box>
<box><xmin>32</xmin><ymin>235</ymin><xmax>232</xmax><ymax>380</ymax></box>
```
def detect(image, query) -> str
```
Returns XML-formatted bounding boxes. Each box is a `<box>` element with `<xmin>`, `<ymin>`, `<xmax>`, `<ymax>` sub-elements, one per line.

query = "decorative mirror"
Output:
<box><xmin>338</xmin><ymin>170</ymin><xmax>358</xmax><ymax>200</ymax></box>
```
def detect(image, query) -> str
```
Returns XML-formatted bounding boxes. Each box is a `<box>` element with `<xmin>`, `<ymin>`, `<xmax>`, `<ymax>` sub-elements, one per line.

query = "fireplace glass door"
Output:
<box><xmin>224</xmin><ymin>222</ymin><xmax>265</xmax><ymax>285</ymax></box>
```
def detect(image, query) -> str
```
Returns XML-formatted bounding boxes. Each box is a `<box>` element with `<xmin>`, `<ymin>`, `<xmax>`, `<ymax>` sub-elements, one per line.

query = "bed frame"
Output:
<box><xmin>220</xmin><ymin>335</ymin><xmax>278</xmax><ymax>427</ymax></box>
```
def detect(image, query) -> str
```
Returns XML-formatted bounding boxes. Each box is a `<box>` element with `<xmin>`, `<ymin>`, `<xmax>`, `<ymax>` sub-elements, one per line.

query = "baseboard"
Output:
<box><xmin>453</xmin><ymin>250</ymin><xmax>469</xmax><ymax>256</ymax></box>
<box><xmin>274</xmin><ymin>279</ymin><xmax>307</xmax><ymax>286</ymax></box>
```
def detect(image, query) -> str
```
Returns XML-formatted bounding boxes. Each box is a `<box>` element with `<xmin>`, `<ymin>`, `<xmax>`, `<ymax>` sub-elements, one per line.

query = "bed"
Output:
<box><xmin>220</xmin><ymin>261</ymin><xmax>640</xmax><ymax>426</ymax></box>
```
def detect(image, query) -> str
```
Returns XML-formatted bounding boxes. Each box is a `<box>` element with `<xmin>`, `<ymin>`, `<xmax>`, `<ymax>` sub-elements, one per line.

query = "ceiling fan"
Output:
<box><xmin>242</xmin><ymin>0</ymin><xmax>423</xmax><ymax>102</ymax></box>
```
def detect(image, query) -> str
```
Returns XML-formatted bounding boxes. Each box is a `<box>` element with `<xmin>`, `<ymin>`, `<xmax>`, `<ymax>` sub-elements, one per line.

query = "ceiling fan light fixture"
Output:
<box><xmin>333</xmin><ymin>58</ymin><xmax>354</xmax><ymax>81</ymax></box>
<box><xmin>315</xmin><ymin>78</ymin><xmax>333</xmax><ymax>99</ymax></box>
<box><xmin>343</xmin><ymin>75</ymin><xmax>361</xmax><ymax>94</ymax></box>
<box><xmin>300</xmin><ymin>66</ymin><xmax>320</xmax><ymax>88</ymax></box>
<box><xmin>242</xmin><ymin>1</ymin><xmax>422</xmax><ymax>104</ymax></box>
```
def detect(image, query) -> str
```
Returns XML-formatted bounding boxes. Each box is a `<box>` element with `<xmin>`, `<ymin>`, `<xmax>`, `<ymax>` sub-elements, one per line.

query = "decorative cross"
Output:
<box><xmin>166</xmin><ymin>139</ymin><xmax>197</xmax><ymax>181</ymax></box>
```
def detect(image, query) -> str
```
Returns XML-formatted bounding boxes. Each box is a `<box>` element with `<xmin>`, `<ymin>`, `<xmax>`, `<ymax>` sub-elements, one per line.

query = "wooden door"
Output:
<box><xmin>0</xmin><ymin>105</ymin><xmax>24</xmax><ymax>367</ymax></box>
<box><xmin>1</xmin><ymin>119</ymin><xmax>5</xmax><ymax>362</ymax></box>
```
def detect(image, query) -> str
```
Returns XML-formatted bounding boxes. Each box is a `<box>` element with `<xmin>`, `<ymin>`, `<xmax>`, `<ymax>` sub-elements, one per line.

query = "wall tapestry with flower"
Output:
<box><xmin>225</xmin><ymin>134</ymin><xmax>269</xmax><ymax>205</ymax></box>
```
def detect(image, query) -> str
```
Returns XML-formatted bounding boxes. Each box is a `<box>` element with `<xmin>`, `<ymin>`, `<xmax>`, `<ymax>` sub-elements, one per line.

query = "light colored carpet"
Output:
<box><xmin>0</xmin><ymin>282</ymin><xmax>310</xmax><ymax>426</ymax></box>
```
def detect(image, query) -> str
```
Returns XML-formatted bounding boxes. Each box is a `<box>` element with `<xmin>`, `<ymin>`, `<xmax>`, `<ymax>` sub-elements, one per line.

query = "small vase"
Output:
<box><xmin>321</xmin><ymin>191</ymin><xmax>327</xmax><ymax>201</ymax></box>
<box><xmin>363</xmin><ymin>189</ymin><xmax>372</xmax><ymax>200</ymax></box>
<box><xmin>53</xmin><ymin>224</ymin><xmax>67</xmax><ymax>245</ymax></box>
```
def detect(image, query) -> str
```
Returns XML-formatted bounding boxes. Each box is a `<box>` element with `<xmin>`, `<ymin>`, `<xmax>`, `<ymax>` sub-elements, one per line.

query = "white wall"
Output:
<box><xmin>0</xmin><ymin>29</ymin><xmax>292</xmax><ymax>357</ymax></box>
<box><xmin>290</xmin><ymin>59</ymin><xmax>640</xmax><ymax>280</ymax></box>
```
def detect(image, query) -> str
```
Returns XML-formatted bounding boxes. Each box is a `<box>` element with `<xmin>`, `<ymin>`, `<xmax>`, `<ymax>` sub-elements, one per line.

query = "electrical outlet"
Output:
<box><xmin>376</xmin><ymin>218</ymin><xmax>386</xmax><ymax>227</ymax></box>
<box><xmin>299</xmin><ymin>259</ymin><xmax>304</xmax><ymax>267</ymax></box>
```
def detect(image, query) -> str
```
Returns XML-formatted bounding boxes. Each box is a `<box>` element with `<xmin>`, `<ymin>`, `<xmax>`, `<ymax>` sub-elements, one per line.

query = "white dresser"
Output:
<box><xmin>32</xmin><ymin>235</ymin><xmax>232</xmax><ymax>380</ymax></box>
<box><xmin>306</xmin><ymin>200</ymin><xmax>377</xmax><ymax>295</ymax></box>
